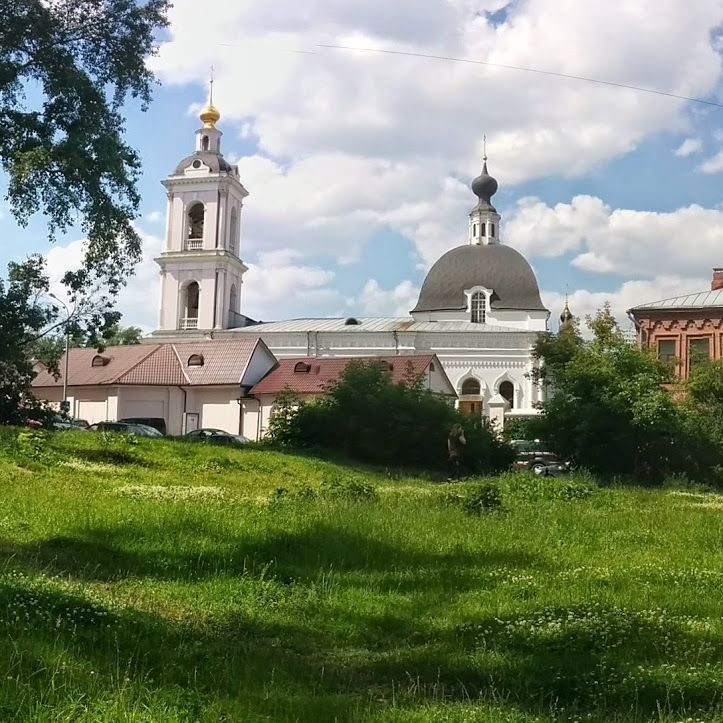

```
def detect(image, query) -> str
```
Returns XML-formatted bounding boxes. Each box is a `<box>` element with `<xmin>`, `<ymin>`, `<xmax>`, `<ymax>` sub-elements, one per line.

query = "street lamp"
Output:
<box><xmin>48</xmin><ymin>293</ymin><xmax>72</xmax><ymax>416</ymax></box>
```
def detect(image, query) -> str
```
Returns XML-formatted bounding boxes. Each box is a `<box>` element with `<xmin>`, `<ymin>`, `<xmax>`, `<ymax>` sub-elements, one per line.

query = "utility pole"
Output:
<box><xmin>49</xmin><ymin>293</ymin><xmax>72</xmax><ymax>416</ymax></box>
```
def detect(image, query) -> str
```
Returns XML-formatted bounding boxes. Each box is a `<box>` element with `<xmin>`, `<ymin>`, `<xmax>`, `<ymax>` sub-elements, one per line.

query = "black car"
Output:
<box><xmin>89</xmin><ymin>421</ymin><xmax>164</xmax><ymax>438</ymax></box>
<box><xmin>510</xmin><ymin>439</ymin><xmax>571</xmax><ymax>476</ymax></box>
<box><xmin>183</xmin><ymin>428</ymin><xmax>250</xmax><ymax>446</ymax></box>
<box><xmin>118</xmin><ymin>417</ymin><xmax>167</xmax><ymax>435</ymax></box>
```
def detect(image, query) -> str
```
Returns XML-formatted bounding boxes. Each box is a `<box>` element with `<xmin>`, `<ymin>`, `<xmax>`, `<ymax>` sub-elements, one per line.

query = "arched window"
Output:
<box><xmin>187</xmin><ymin>203</ymin><xmax>205</xmax><ymax>241</ymax></box>
<box><xmin>228</xmin><ymin>207</ymin><xmax>238</xmax><ymax>255</ymax></box>
<box><xmin>481</xmin><ymin>222</ymin><xmax>486</xmax><ymax>237</ymax></box>
<box><xmin>187</xmin><ymin>354</ymin><xmax>204</xmax><ymax>367</ymax></box>
<box><xmin>471</xmin><ymin>292</ymin><xmax>486</xmax><ymax>324</ymax></box>
<box><xmin>461</xmin><ymin>378</ymin><xmax>481</xmax><ymax>395</ymax></box>
<box><xmin>180</xmin><ymin>281</ymin><xmax>200</xmax><ymax>329</ymax></box>
<box><xmin>201</xmin><ymin>135</ymin><xmax>209</xmax><ymax>151</ymax></box>
<box><xmin>490</xmin><ymin>223</ymin><xmax>495</xmax><ymax>238</ymax></box>
<box><xmin>229</xmin><ymin>284</ymin><xmax>238</xmax><ymax>314</ymax></box>
<box><xmin>379</xmin><ymin>360</ymin><xmax>394</xmax><ymax>372</ymax></box>
<box><xmin>91</xmin><ymin>355</ymin><xmax>110</xmax><ymax>367</ymax></box>
<box><xmin>294</xmin><ymin>361</ymin><xmax>311</xmax><ymax>373</ymax></box>
<box><xmin>499</xmin><ymin>380</ymin><xmax>514</xmax><ymax>408</ymax></box>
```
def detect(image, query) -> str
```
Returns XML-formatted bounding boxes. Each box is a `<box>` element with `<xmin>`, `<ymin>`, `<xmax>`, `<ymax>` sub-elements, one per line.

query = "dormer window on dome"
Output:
<box><xmin>471</xmin><ymin>291</ymin><xmax>486</xmax><ymax>324</ymax></box>
<box><xmin>187</xmin><ymin>354</ymin><xmax>204</xmax><ymax>367</ymax></box>
<box><xmin>91</xmin><ymin>354</ymin><xmax>110</xmax><ymax>367</ymax></box>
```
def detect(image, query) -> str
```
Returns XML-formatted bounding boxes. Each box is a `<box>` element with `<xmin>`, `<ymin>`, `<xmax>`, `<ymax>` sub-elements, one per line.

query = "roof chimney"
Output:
<box><xmin>713</xmin><ymin>268</ymin><xmax>723</xmax><ymax>291</ymax></box>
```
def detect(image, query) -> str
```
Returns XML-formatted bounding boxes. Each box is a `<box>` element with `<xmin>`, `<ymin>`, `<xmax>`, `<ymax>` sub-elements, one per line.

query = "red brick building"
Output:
<box><xmin>628</xmin><ymin>268</ymin><xmax>723</xmax><ymax>380</ymax></box>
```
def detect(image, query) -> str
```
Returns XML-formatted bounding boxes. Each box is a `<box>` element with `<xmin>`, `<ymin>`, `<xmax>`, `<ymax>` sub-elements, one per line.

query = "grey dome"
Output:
<box><xmin>471</xmin><ymin>159</ymin><xmax>498</xmax><ymax>211</ymax></box>
<box><xmin>412</xmin><ymin>244</ymin><xmax>547</xmax><ymax>313</ymax></box>
<box><xmin>174</xmin><ymin>151</ymin><xmax>233</xmax><ymax>175</ymax></box>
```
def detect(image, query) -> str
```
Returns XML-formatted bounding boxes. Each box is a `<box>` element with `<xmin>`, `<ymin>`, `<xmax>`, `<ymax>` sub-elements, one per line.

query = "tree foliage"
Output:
<box><xmin>0</xmin><ymin>256</ymin><xmax>54</xmax><ymax>424</ymax></box>
<box><xmin>531</xmin><ymin>304</ymin><xmax>718</xmax><ymax>482</ymax></box>
<box><xmin>0</xmin><ymin>0</ymin><xmax>169</xmax><ymax>294</ymax></box>
<box><xmin>269</xmin><ymin>360</ymin><xmax>514</xmax><ymax>474</ymax></box>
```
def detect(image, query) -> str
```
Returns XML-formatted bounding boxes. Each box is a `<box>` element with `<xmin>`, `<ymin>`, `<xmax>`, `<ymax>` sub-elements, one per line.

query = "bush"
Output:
<box><xmin>458</xmin><ymin>482</ymin><xmax>503</xmax><ymax>516</ymax></box>
<box><xmin>269</xmin><ymin>361</ymin><xmax>514</xmax><ymax>474</ymax></box>
<box><xmin>320</xmin><ymin>474</ymin><xmax>378</xmax><ymax>501</ymax></box>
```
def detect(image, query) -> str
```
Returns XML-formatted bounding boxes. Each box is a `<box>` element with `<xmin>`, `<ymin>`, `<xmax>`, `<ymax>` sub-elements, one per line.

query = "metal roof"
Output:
<box><xmin>629</xmin><ymin>288</ymin><xmax>723</xmax><ymax>312</ymax></box>
<box><xmin>231</xmin><ymin>317</ymin><xmax>530</xmax><ymax>334</ymax></box>
<box><xmin>251</xmin><ymin>354</ymin><xmax>448</xmax><ymax>395</ymax></box>
<box><xmin>412</xmin><ymin>244</ymin><xmax>547</xmax><ymax>313</ymax></box>
<box><xmin>32</xmin><ymin>339</ymin><xmax>270</xmax><ymax>388</ymax></box>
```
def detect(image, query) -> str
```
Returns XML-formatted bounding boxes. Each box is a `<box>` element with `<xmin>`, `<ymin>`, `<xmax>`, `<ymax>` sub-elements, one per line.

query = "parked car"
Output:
<box><xmin>118</xmin><ymin>417</ymin><xmax>167</xmax><ymax>435</ymax></box>
<box><xmin>51</xmin><ymin>415</ymin><xmax>89</xmax><ymax>431</ymax></box>
<box><xmin>183</xmin><ymin>428</ymin><xmax>250</xmax><ymax>446</ymax></box>
<box><xmin>510</xmin><ymin>439</ymin><xmax>571</xmax><ymax>476</ymax></box>
<box><xmin>88</xmin><ymin>421</ymin><xmax>164</xmax><ymax>438</ymax></box>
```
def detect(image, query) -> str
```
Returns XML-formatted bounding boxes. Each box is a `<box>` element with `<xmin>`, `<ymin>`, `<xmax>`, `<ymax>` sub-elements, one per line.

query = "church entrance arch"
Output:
<box><xmin>458</xmin><ymin>376</ymin><xmax>483</xmax><ymax>417</ymax></box>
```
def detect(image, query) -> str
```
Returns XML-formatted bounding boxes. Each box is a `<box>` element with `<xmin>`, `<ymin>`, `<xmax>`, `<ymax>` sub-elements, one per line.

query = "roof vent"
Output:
<box><xmin>294</xmin><ymin>361</ymin><xmax>311</xmax><ymax>373</ymax></box>
<box><xmin>91</xmin><ymin>355</ymin><xmax>110</xmax><ymax>367</ymax></box>
<box><xmin>187</xmin><ymin>354</ymin><xmax>204</xmax><ymax>367</ymax></box>
<box><xmin>344</xmin><ymin>317</ymin><xmax>360</xmax><ymax>325</ymax></box>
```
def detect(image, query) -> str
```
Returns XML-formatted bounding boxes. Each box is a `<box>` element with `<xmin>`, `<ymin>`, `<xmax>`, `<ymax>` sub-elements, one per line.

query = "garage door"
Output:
<box><xmin>76</xmin><ymin>399</ymin><xmax>108</xmax><ymax>424</ymax></box>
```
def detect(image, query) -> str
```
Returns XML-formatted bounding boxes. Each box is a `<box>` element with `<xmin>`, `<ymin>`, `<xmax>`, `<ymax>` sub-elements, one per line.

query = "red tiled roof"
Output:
<box><xmin>32</xmin><ymin>345</ymin><xmax>160</xmax><ymax>387</ymax></box>
<box><xmin>250</xmin><ymin>355</ymin><xmax>438</xmax><ymax>395</ymax></box>
<box><xmin>32</xmin><ymin>339</ymin><xmax>270</xmax><ymax>388</ymax></box>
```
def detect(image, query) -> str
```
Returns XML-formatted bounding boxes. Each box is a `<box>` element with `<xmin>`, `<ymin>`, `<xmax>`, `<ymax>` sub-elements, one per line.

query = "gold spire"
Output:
<box><xmin>199</xmin><ymin>71</ymin><xmax>220</xmax><ymax>128</ymax></box>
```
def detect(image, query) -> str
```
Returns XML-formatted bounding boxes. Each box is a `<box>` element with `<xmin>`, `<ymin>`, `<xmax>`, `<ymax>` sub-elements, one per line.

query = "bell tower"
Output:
<box><xmin>154</xmin><ymin>84</ymin><xmax>249</xmax><ymax>335</ymax></box>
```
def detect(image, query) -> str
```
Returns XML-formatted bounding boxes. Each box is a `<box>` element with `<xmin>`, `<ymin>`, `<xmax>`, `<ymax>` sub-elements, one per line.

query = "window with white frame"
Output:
<box><xmin>471</xmin><ymin>291</ymin><xmax>486</xmax><ymax>324</ymax></box>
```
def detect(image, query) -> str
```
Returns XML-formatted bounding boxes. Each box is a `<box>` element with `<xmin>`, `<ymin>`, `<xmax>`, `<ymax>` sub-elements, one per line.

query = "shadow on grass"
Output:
<box><xmin>0</xmin><ymin>519</ymin><xmax>539</xmax><ymax>589</ymax></box>
<box><xmin>2</xmin><ymin>513</ymin><xmax>722</xmax><ymax>721</ymax></box>
<box><xmin>1</xmin><ymin>570</ymin><xmax>723</xmax><ymax>722</ymax></box>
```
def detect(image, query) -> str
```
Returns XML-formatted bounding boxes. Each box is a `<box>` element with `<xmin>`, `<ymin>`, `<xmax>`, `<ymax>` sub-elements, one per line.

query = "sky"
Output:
<box><xmin>2</xmin><ymin>0</ymin><xmax>723</xmax><ymax>333</ymax></box>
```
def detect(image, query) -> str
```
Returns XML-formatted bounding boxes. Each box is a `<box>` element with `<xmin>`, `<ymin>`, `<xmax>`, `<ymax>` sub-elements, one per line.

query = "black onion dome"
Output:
<box><xmin>412</xmin><ymin>244</ymin><xmax>547</xmax><ymax>313</ymax></box>
<box><xmin>560</xmin><ymin>301</ymin><xmax>573</xmax><ymax>324</ymax></box>
<box><xmin>174</xmin><ymin>151</ymin><xmax>233</xmax><ymax>175</ymax></box>
<box><xmin>471</xmin><ymin>159</ymin><xmax>498</xmax><ymax>211</ymax></box>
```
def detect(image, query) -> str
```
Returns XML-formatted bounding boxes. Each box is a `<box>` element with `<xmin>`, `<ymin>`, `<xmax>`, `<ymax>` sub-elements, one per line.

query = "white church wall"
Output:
<box><xmin>186</xmin><ymin>387</ymin><xmax>241</xmax><ymax>434</ymax></box>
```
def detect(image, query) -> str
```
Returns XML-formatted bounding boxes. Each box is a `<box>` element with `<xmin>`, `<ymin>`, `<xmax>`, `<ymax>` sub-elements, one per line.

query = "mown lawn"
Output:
<box><xmin>1</xmin><ymin>428</ymin><xmax>723</xmax><ymax>722</ymax></box>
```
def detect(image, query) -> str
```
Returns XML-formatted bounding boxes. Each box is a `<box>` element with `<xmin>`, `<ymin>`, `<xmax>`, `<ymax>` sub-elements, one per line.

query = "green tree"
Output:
<box><xmin>270</xmin><ymin>360</ymin><xmax>514</xmax><ymax>474</ymax></box>
<box><xmin>0</xmin><ymin>256</ymin><xmax>55</xmax><ymax>424</ymax></box>
<box><xmin>0</xmin><ymin>0</ymin><xmax>168</xmax><ymax>423</ymax></box>
<box><xmin>1</xmin><ymin>0</ymin><xmax>169</xmax><ymax>295</ymax></box>
<box><xmin>531</xmin><ymin>305</ymin><xmax>702</xmax><ymax>481</ymax></box>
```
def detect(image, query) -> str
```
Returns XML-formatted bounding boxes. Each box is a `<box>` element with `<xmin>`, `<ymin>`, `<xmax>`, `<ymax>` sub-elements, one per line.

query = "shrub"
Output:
<box><xmin>15</xmin><ymin>429</ymin><xmax>50</xmax><ymax>464</ymax></box>
<box><xmin>268</xmin><ymin>360</ymin><xmax>514</xmax><ymax>474</ymax></box>
<box><xmin>320</xmin><ymin>474</ymin><xmax>378</xmax><ymax>502</ymax></box>
<box><xmin>463</xmin><ymin>482</ymin><xmax>503</xmax><ymax>515</ymax></box>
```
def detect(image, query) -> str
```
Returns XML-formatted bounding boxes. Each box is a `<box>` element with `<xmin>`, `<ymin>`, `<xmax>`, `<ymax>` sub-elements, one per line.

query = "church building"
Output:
<box><xmin>34</xmin><ymin>97</ymin><xmax>555</xmax><ymax>438</ymax></box>
<box><xmin>149</xmin><ymin>97</ymin><xmax>550</xmax><ymax>432</ymax></box>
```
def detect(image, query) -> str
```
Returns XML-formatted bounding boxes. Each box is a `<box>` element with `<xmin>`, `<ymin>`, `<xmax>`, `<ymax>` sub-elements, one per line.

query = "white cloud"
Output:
<box><xmin>542</xmin><ymin>274</ymin><xmax>712</xmax><ymax>336</ymax></box>
<box><xmin>145</xmin><ymin>210</ymin><xmax>165</xmax><ymax>224</ymax></box>
<box><xmin>44</xmin><ymin>230</ymin><xmax>164</xmax><ymax>332</ymax></box>
<box><xmin>674</xmin><ymin>137</ymin><xmax>703</xmax><ymax>157</ymax></box>
<box><xmin>505</xmin><ymin>195</ymin><xmax>723</xmax><ymax>278</ymax></box>
<box><xmin>154</xmin><ymin>0</ymin><xmax>722</xmax><ymax>185</ymax></box>
<box><xmin>698</xmin><ymin>149</ymin><xmax>723</xmax><ymax>174</ymax></box>
<box><xmin>354</xmin><ymin>279</ymin><xmax>420</xmax><ymax>317</ymax></box>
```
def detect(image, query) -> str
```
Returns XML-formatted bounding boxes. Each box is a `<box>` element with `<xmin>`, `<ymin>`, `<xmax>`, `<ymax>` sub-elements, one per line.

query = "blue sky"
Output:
<box><xmin>2</xmin><ymin>0</ymin><xmax>723</xmax><ymax>331</ymax></box>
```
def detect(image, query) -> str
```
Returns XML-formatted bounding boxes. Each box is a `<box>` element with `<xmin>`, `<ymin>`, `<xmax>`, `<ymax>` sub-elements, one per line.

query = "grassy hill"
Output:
<box><xmin>1</xmin><ymin>428</ymin><xmax>722</xmax><ymax>722</ymax></box>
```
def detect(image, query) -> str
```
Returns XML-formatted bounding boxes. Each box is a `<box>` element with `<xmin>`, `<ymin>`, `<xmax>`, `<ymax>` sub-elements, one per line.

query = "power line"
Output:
<box><xmin>316</xmin><ymin>44</ymin><xmax>723</xmax><ymax>109</ymax></box>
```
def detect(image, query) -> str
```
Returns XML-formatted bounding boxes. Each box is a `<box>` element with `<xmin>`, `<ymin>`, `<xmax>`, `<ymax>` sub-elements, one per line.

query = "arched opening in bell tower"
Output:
<box><xmin>229</xmin><ymin>283</ymin><xmax>238</xmax><ymax>314</ymax></box>
<box><xmin>187</xmin><ymin>203</ymin><xmax>205</xmax><ymax>249</ymax></box>
<box><xmin>180</xmin><ymin>281</ymin><xmax>200</xmax><ymax>330</ymax></box>
<box><xmin>228</xmin><ymin>207</ymin><xmax>238</xmax><ymax>256</ymax></box>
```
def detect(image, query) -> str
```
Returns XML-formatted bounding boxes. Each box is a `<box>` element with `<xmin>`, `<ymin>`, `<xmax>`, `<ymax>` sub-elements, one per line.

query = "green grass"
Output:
<box><xmin>1</xmin><ymin>428</ymin><xmax>723</xmax><ymax>722</ymax></box>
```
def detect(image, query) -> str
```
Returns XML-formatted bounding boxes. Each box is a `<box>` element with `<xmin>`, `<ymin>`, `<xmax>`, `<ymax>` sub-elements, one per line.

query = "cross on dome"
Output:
<box><xmin>200</xmin><ymin>72</ymin><xmax>221</xmax><ymax>128</ymax></box>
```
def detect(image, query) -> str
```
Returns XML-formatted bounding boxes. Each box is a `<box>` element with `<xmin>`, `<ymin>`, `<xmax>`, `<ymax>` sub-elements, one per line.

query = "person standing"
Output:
<box><xmin>447</xmin><ymin>423</ymin><xmax>467</xmax><ymax>480</ymax></box>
